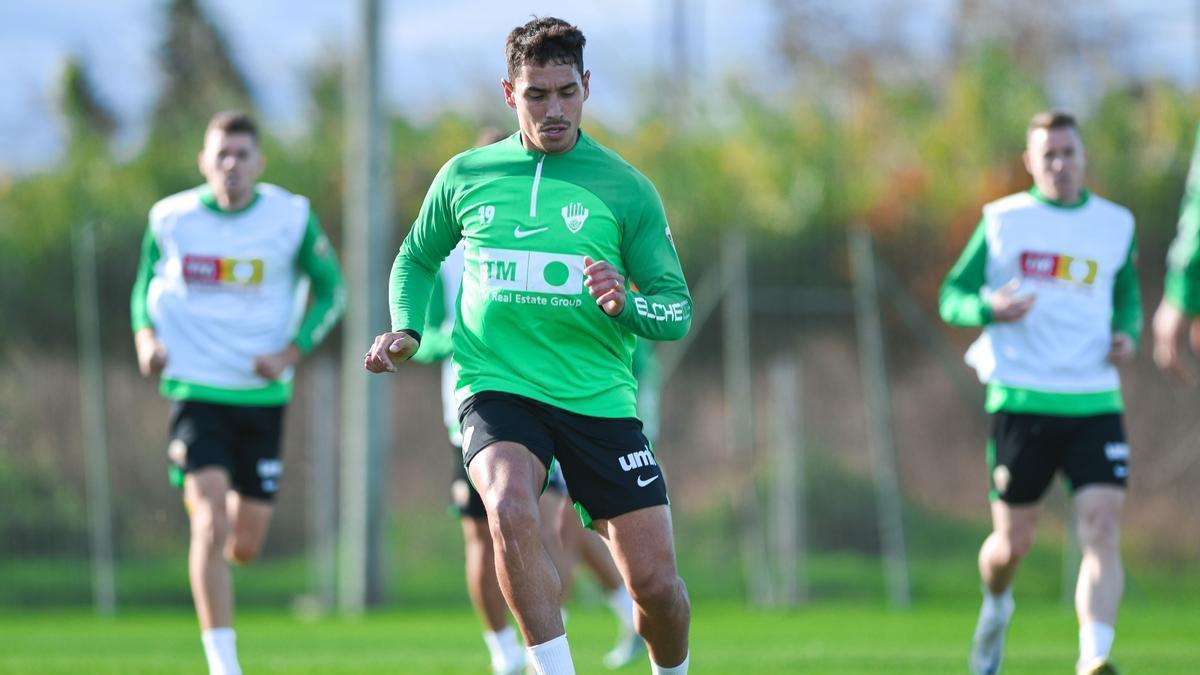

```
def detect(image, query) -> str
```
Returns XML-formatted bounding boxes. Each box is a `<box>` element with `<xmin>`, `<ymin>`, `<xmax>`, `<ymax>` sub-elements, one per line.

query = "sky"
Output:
<box><xmin>0</xmin><ymin>0</ymin><xmax>1196</xmax><ymax>173</ymax></box>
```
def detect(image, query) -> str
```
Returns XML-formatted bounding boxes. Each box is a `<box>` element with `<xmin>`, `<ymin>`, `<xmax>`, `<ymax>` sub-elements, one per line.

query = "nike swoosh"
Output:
<box><xmin>514</xmin><ymin>226</ymin><xmax>548</xmax><ymax>239</ymax></box>
<box><xmin>636</xmin><ymin>474</ymin><xmax>660</xmax><ymax>488</ymax></box>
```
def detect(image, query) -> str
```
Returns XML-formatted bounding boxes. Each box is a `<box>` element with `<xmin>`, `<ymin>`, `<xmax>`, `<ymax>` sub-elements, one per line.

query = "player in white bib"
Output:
<box><xmin>940</xmin><ymin>112</ymin><xmax>1140</xmax><ymax>675</ymax></box>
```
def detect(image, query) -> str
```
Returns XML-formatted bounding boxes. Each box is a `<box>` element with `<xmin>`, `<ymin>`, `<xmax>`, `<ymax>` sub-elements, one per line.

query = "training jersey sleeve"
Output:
<box><xmin>1164</xmin><ymin>126</ymin><xmax>1200</xmax><ymax>314</ymax></box>
<box><xmin>389</xmin><ymin>161</ymin><xmax>462</xmax><ymax>339</ymax></box>
<box><xmin>293</xmin><ymin>212</ymin><xmax>346</xmax><ymax>355</ymax></box>
<box><xmin>939</xmin><ymin>218</ymin><xmax>993</xmax><ymax>327</ymax></box>
<box><xmin>613</xmin><ymin>178</ymin><xmax>692</xmax><ymax>341</ymax></box>
<box><xmin>130</xmin><ymin>221</ymin><xmax>160</xmax><ymax>333</ymax></box>
<box><xmin>409</xmin><ymin>270</ymin><xmax>453</xmax><ymax>364</ymax></box>
<box><xmin>1111</xmin><ymin>237</ymin><xmax>1142</xmax><ymax>349</ymax></box>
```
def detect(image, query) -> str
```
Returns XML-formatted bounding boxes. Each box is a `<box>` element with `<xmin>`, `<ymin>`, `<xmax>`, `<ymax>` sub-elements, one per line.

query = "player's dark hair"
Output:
<box><xmin>505</xmin><ymin>17</ymin><xmax>586</xmax><ymax>81</ymax></box>
<box><xmin>205</xmin><ymin>110</ymin><xmax>259</xmax><ymax>143</ymax></box>
<box><xmin>1027</xmin><ymin>111</ymin><xmax>1077</xmax><ymax>136</ymax></box>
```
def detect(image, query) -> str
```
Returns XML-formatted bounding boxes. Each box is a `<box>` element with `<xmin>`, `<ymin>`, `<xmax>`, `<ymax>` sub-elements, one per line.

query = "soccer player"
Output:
<box><xmin>130</xmin><ymin>111</ymin><xmax>345</xmax><ymax>675</ymax></box>
<box><xmin>365</xmin><ymin>17</ymin><xmax>692</xmax><ymax>675</ymax></box>
<box><xmin>1152</xmin><ymin>123</ymin><xmax>1200</xmax><ymax>379</ymax></box>
<box><xmin>940</xmin><ymin>111</ymin><xmax>1140</xmax><ymax>675</ymax></box>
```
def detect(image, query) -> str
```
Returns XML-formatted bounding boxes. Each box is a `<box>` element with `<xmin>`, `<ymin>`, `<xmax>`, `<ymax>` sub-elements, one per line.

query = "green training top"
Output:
<box><xmin>1165</xmin><ymin>124</ymin><xmax>1200</xmax><ymax>313</ymax></box>
<box><xmin>390</xmin><ymin>131</ymin><xmax>691</xmax><ymax>419</ymax></box>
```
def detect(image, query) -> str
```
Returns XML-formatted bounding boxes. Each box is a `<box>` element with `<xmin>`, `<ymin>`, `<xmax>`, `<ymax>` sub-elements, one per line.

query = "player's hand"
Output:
<box><xmin>1107</xmin><ymin>332</ymin><xmax>1135</xmax><ymax>364</ymax></box>
<box><xmin>364</xmin><ymin>331</ymin><xmax>419</xmax><ymax>373</ymax></box>
<box><xmin>1152</xmin><ymin>300</ymin><xmax>1193</xmax><ymax>383</ymax></box>
<box><xmin>134</xmin><ymin>328</ymin><xmax>168</xmax><ymax>377</ymax></box>
<box><xmin>988</xmin><ymin>279</ymin><xmax>1035</xmax><ymax>322</ymax></box>
<box><xmin>253</xmin><ymin>344</ymin><xmax>301</xmax><ymax>380</ymax></box>
<box><xmin>584</xmin><ymin>256</ymin><xmax>625</xmax><ymax>317</ymax></box>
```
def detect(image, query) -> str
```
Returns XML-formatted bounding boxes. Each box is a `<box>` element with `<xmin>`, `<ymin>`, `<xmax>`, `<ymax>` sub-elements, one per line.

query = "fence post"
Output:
<box><xmin>722</xmin><ymin>231</ymin><xmax>772</xmax><ymax>604</ymax></box>
<box><xmin>309</xmin><ymin>357</ymin><xmax>338</xmax><ymax>612</ymax></box>
<box><xmin>849</xmin><ymin>227</ymin><xmax>911</xmax><ymax>609</ymax></box>
<box><xmin>768</xmin><ymin>352</ymin><xmax>806</xmax><ymax>606</ymax></box>
<box><xmin>73</xmin><ymin>221</ymin><xmax>116</xmax><ymax>615</ymax></box>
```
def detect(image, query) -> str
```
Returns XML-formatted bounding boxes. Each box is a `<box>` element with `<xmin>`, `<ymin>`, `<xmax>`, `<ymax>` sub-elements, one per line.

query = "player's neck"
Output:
<box><xmin>213</xmin><ymin>187</ymin><xmax>256</xmax><ymax>212</ymax></box>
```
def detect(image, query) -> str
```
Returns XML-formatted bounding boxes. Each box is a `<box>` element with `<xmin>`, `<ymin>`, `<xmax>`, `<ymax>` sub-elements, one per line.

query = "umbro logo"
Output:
<box><xmin>562</xmin><ymin>202</ymin><xmax>588</xmax><ymax>233</ymax></box>
<box><xmin>619</xmin><ymin>446</ymin><xmax>656</xmax><ymax>472</ymax></box>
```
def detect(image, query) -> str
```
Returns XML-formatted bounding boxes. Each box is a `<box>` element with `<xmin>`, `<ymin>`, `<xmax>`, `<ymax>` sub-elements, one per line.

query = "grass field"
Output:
<box><xmin>2</xmin><ymin>597</ymin><xmax>1199</xmax><ymax>674</ymax></box>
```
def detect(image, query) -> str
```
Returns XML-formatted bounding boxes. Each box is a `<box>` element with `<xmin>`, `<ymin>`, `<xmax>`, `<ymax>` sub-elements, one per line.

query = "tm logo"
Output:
<box><xmin>618</xmin><ymin>446</ymin><xmax>657</xmax><ymax>472</ymax></box>
<box><xmin>479</xmin><ymin>247</ymin><xmax>584</xmax><ymax>295</ymax></box>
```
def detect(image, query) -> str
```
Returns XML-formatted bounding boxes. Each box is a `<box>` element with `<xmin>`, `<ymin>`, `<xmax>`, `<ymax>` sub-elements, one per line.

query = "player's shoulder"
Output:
<box><xmin>1085</xmin><ymin>192</ymin><xmax>1135</xmax><ymax>225</ymax></box>
<box><xmin>149</xmin><ymin>186</ymin><xmax>204</xmax><ymax>221</ymax></box>
<box><xmin>440</xmin><ymin>132</ymin><xmax>519</xmax><ymax>177</ymax></box>
<box><xmin>982</xmin><ymin>191</ymin><xmax>1039</xmax><ymax>218</ymax></box>
<box><xmin>577</xmin><ymin>132</ymin><xmax>655</xmax><ymax>190</ymax></box>
<box><xmin>256</xmin><ymin>182</ymin><xmax>312</xmax><ymax>214</ymax></box>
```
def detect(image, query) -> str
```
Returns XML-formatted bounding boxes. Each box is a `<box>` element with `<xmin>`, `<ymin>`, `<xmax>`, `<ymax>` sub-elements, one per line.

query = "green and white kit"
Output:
<box><xmin>1165</xmin><ymin>124</ymin><xmax>1200</xmax><ymax>313</ymax></box>
<box><xmin>940</xmin><ymin>187</ymin><xmax>1142</xmax><ymax>416</ymax></box>
<box><xmin>391</xmin><ymin>131</ymin><xmax>690</xmax><ymax>419</ymax></box>
<box><xmin>131</xmin><ymin>184</ymin><xmax>345</xmax><ymax>405</ymax></box>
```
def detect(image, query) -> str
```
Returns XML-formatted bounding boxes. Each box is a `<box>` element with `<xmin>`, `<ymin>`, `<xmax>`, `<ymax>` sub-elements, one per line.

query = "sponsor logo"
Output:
<box><xmin>1114</xmin><ymin>465</ymin><xmax>1128</xmax><ymax>479</ymax></box>
<box><xmin>182</xmin><ymin>255</ymin><xmax>264</xmax><ymax>285</ymax></box>
<box><xmin>619</xmin><ymin>446</ymin><xmax>657</xmax><ymax>472</ymax></box>
<box><xmin>461</xmin><ymin>425</ymin><xmax>475</xmax><ymax>453</ymax></box>
<box><xmin>562</xmin><ymin>202</ymin><xmax>589</xmax><ymax>233</ymax></box>
<box><xmin>514</xmin><ymin>225</ymin><xmax>548</xmax><ymax>239</ymax></box>
<box><xmin>1020</xmin><ymin>251</ymin><xmax>1098</xmax><ymax>285</ymax></box>
<box><xmin>258</xmin><ymin>459</ymin><xmax>283</xmax><ymax>494</ymax></box>
<box><xmin>1104</xmin><ymin>442</ymin><xmax>1130</xmax><ymax>461</ymax></box>
<box><xmin>479</xmin><ymin>247</ymin><xmax>584</xmax><ymax>295</ymax></box>
<box><xmin>633</xmin><ymin>296</ymin><xmax>690</xmax><ymax>323</ymax></box>
<box><xmin>992</xmin><ymin>465</ymin><xmax>1011</xmax><ymax>495</ymax></box>
<box><xmin>636</xmin><ymin>474</ymin><xmax>661</xmax><ymax>488</ymax></box>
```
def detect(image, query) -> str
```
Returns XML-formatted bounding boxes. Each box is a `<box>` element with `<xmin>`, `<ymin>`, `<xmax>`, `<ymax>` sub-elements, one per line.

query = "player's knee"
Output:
<box><xmin>486</xmin><ymin>491</ymin><xmax>539</xmax><ymax>539</ymax></box>
<box><xmin>995</xmin><ymin>528</ymin><xmax>1035</xmax><ymax>562</ymax></box>
<box><xmin>226</xmin><ymin>539</ymin><xmax>261</xmax><ymax>565</ymax></box>
<box><xmin>189</xmin><ymin>502</ymin><xmax>228</xmax><ymax>551</ymax></box>
<box><xmin>627</xmin><ymin>568</ymin><xmax>683</xmax><ymax>611</ymax></box>
<box><xmin>1077</xmin><ymin>508</ymin><xmax>1121</xmax><ymax>550</ymax></box>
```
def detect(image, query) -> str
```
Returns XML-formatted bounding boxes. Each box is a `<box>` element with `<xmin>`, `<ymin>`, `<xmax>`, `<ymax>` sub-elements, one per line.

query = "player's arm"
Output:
<box><xmin>408</xmin><ymin>268</ymin><xmax>453</xmax><ymax>364</ymax></box>
<box><xmin>130</xmin><ymin>221</ymin><xmax>167</xmax><ymax>377</ymax></box>
<box><xmin>293</xmin><ymin>212</ymin><xmax>347</xmax><ymax>354</ymax></box>
<box><xmin>366</xmin><ymin>161</ymin><xmax>461</xmax><ymax>373</ymax></box>
<box><xmin>256</xmin><ymin>212</ymin><xmax>347</xmax><ymax>380</ymax></box>
<box><xmin>1109</xmin><ymin>237</ymin><xmax>1141</xmax><ymax>363</ymax></box>
<box><xmin>591</xmin><ymin>179</ymin><xmax>691</xmax><ymax>341</ymax></box>
<box><xmin>1162</xmin><ymin>126</ymin><xmax>1200</xmax><ymax>316</ymax></box>
<box><xmin>1153</xmin><ymin>127</ymin><xmax>1200</xmax><ymax>379</ymax></box>
<box><xmin>939</xmin><ymin>218</ymin><xmax>992</xmax><ymax>327</ymax></box>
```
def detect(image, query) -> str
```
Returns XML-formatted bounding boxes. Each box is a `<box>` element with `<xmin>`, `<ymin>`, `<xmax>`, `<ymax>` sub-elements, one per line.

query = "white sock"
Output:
<box><xmin>526</xmin><ymin>634</ymin><xmax>575</xmax><ymax>675</ymax></box>
<box><xmin>200</xmin><ymin>627</ymin><xmax>242</xmax><ymax>675</ymax></box>
<box><xmin>651</xmin><ymin>651</ymin><xmax>689</xmax><ymax>674</ymax></box>
<box><xmin>1079</xmin><ymin>622</ymin><xmax>1115</xmax><ymax>662</ymax></box>
<box><xmin>980</xmin><ymin>587</ymin><xmax>1014</xmax><ymax>623</ymax></box>
<box><xmin>483</xmin><ymin>626</ymin><xmax>523</xmax><ymax>672</ymax></box>
<box><xmin>607</xmin><ymin>587</ymin><xmax>636</xmax><ymax>629</ymax></box>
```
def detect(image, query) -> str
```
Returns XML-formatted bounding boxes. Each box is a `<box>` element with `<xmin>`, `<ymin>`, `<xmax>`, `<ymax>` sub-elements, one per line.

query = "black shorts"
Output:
<box><xmin>988</xmin><ymin>411</ymin><xmax>1128</xmax><ymax>505</ymax></box>
<box><xmin>450</xmin><ymin>442</ymin><xmax>487</xmax><ymax>520</ymax></box>
<box><xmin>168</xmin><ymin>400</ymin><xmax>285</xmax><ymax>501</ymax></box>
<box><xmin>459</xmin><ymin>391</ymin><xmax>668</xmax><ymax>526</ymax></box>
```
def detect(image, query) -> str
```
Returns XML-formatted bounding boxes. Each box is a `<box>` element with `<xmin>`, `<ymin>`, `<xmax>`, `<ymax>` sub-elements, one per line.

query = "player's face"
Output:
<box><xmin>1024</xmin><ymin>126</ymin><xmax>1086</xmax><ymax>204</ymax></box>
<box><xmin>503</xmin><ymin>62</ymin><xmax>590</xmax><ymax>155</ymax></box>
<box><xmin>198</xmin><ymin>130</ymin><xmax>264</xmax><ymax>207</ymax></box>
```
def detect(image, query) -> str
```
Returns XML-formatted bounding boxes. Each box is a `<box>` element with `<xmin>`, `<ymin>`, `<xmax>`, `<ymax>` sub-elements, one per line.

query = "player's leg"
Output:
<box><xmin>454</xmin><ymin>455</ymin><xmax>525</xmax><ymax>675</ymax></box>
<box><xmin>170</xmin><ymin>401</ymin><xmax>242</xmax><ymax>675</ymax></box>
<box><xmin>1073</xmin><ymin>486</ymin><xmax>1124</xmax><ymax>674</ymax></box>
<box><xmin>539</xmin><ymin>470</ymin><xmax>573</xmax><ymax>608</ymax></box>
<box><xmin>223</xmin><ymin>403</ymin><xmax>286</xmax><ymax>564</ymax></box>
<box><xmin>561</xmin><ymin>507</ymin><xmax>642</xmax><ymax>669</ymax></box>
<box><xmin>594</xmin><ymin>506</ymin><xmax>690</xmax><ymax>673</ymax></box>
<box><xmin>971</xmin><ymin>412</ymin><xmax>1058</xmax><ymax>675</ymax></box>
<box><xmin>224</xmin><ymin>494</ymin><xmax>273</xmax><ymax>564</ymax></box>
<box><xmin>461</xmin><ymin>392</ymin><xmax>571</xmax><ymax>673</ymax></box>
<box><xmin>1065</xmin><ymin>413</ymin><xmax>1128</xmax><ymax>674</ymax></box>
